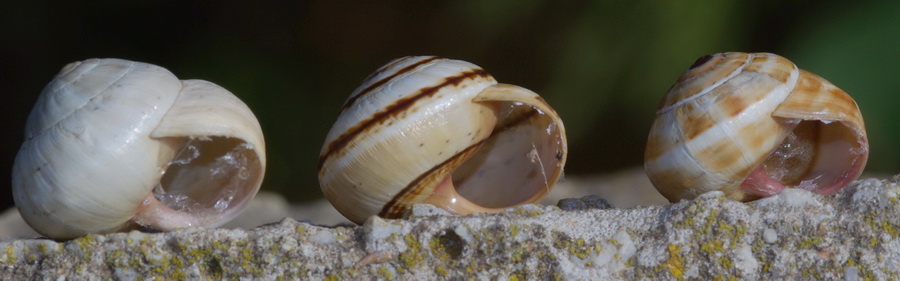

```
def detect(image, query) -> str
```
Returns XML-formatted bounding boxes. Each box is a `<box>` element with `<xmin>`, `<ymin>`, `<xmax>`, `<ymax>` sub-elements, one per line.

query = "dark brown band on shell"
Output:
<box><xmin>318</xmin><ymin>68</ymin><xmax>492</xmax><ymax>170</ymax></box>
<box><xmin>343</xmin><ymin>56</ymin><xmax>443</xmax><ymax>111</ymax></box>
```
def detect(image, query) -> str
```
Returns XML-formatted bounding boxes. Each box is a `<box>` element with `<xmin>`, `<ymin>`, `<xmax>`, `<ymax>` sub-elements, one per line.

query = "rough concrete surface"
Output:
<box><xmin>2</xmin><ymin>171</ymin><xmax>899</xmax><ymax>280</ymax></box>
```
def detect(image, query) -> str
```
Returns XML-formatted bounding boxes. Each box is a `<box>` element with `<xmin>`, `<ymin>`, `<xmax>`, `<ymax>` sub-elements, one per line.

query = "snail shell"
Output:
<box><xmin>318</xmin><ymin>56</ymin><xmax>567</xmax><ymax>224</ymax></box>
<box><xmin>644</xmin><ymin>52</ymin><xmax>868</xmax><ymax>202</ymax></box>
<box><xmin>12</xmin><ymin>58</ymin><xmax>266</xmax><ymax>239</ymax></box>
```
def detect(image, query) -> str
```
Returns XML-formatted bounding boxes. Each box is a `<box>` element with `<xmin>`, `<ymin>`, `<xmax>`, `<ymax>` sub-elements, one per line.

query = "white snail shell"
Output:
<box><xmin>318</xmin><ymin>56</ymin><xmax>567</xmax><ymax>224</ymax></box>
<box><xmin>644</xmin><ymin>52</ymin><xmax>868</xmax><ymax>202</ymax></box>
<box><xmin>12</xmin><ymin>58</ymin><xmax>266</xmax><ymax>239</ymax></box>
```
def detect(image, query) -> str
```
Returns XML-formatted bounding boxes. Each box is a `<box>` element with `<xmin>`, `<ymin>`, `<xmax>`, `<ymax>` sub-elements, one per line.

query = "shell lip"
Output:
<box><xmin>133</xmin><ymin>136</ymin><xmax>265</xmax><ymax>230</ymax></box>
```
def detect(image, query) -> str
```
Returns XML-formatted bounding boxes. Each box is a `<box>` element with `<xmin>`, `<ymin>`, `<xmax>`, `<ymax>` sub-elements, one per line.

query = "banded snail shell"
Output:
<box><xmin>644</xmin><ymin>52</ymin><xmax>868</xmax><ymax>202</ymax></box>
<box><xmin>12</xmin><ymin>58</ymin><xmax>266</xmax><ymax>239</ymax></box>
<box><xmin>318</xmin><ymin>56</ymin><xmax>567</xmax><ymax>224</ymax></box>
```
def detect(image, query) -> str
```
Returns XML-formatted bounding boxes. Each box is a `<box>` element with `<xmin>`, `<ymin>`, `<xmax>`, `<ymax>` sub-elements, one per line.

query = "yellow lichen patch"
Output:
<box><xmin>510</xmin><ymin>224</ymin><xmax>521</xmax><ymax>239</ymax></box>
<box><xmin>428</xmin><ymin>237</ymin><xmax>454</xmax><ymax>269</ymax></box>
<box><xmin>398</xmin><ymin>234</ymin><xmax>425</xmax><ymax>273</ymax></box>
<box><xmin>3</xmin><ymin>245</ymin><xmax>15</xmax><ymax>264</ymax></box>
<box><xmin>700</xmin><ymin>240</ymin><xmax>725</xmax><ymax>256</ymax></box>
<box><xmin>552</xmin><ymin>232</ymin><xmax>594</xmax><ymax>260</ymax></box>
<box><xmin>378</xmin><ymin>264</ymin><xmax>395</xmax><ymax>279</ymax></box>
<box><xmin>511</xmin><ymin>248</ymin><xmax>525</xmax><ymax>263</ymax></box>
<box><xmin>570</xmin><ymin>238</ymin><xmax>590</xmax><ymax>260</ymax></box>
<box><xmin>513</xmin><ymin>207</ymin><xmax>544</xmax><ymax>217</ymax></box>
<box><xmin>732</xmin><ymin>224</ymin><xmax>748</xmax><ymax>248</ymax></box>
<box><xmin>718</xmin><ymin>256</ymin><xmax>733</xmax><ymax>269</ymax></box>
<box><xmin>434</xmin><ymin>265</ymin><xmax>448</xmax><ymax>277</ymax></box>
<box><xmin>845</xmin><ymin>259</ymin><xmax>877</xmax><ymax>281</ymax></box>
<box><xmin>23</xmin><ymin>247</ymin><xmax>37</xmax><ymax>263</ymax></box>
<box><xmin>664</xmin><ymin>244</ymin><xmax>685</xmax><ymax>280</ymax></box>
<box><xmin>702</xmin><ymin>209</ymin><xmax>721</xmax><ymax>235</ymax></box>
<box><xmin>795</xmin><ymin>237</ymin><xmax>824</xmax><ymax>249</ymax></box>
<box><xmin>74</xmin><ymin>235</ymin><xmax>97</xmax><ymax>253</ymax></box>
<box><xmin>880</xmin><ymin>220</ymin><xmax>899</xmax><ymax>238</ymax></box>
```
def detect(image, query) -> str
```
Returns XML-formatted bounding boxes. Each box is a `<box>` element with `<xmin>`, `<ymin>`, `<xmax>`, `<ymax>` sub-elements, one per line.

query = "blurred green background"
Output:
<box><xmin>2</xmin><ymin>0</ymin><xmax>898</xmax><ymax>211</ymax></box>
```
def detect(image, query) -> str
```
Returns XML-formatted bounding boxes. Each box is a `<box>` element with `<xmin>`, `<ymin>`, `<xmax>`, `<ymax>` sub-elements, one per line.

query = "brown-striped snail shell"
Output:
<box><xmin>644</xmin><ymin>52</ymin><xmax>868</xmax><ymax>202</ymax></box>
<box><xmin>12</xmin><ymin>58</ymin><xmax>266</xmax><ymax>239</ymax></box>
<box><xmin>318</xmin><ymin>56</ymin><xmax>567</xmax><ymax>224</ymax></box>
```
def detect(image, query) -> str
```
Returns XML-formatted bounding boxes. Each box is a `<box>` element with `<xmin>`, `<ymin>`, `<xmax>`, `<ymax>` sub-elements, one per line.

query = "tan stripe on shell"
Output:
<box><xmin>657</xmin><ymin>52</ymin><xmax>751</xmax><ymax>112</ymax></box>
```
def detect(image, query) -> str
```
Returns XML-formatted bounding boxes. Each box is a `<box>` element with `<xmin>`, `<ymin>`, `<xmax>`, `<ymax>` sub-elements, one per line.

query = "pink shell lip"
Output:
<box><xmin>740</xmin><ymin>153</ymin><xmax>866</xmax><ymax>198</ymax></box>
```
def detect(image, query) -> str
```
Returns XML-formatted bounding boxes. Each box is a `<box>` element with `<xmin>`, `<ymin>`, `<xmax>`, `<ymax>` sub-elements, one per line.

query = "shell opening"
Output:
<box><xmin>745</xmin><ymin>119</ymin><xmax>867</xmax><ymax>196</ymax></box>
<box><xmin>135</xmin><ymin>136</ymin><xmax>262</xmax><ymax>229</ymax></box>
<box><xmin>450</xmin><ymin>102</ymin><xmax>563</xmax><ymax>208</ymax></box>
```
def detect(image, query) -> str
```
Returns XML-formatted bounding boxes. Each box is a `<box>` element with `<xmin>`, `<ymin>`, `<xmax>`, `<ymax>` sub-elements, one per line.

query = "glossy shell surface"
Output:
<box><xmin>13</xmin><ymin>58</ymin><xmax>266</xmax><ymax>239</ymax></box>
<box><xmin>319</xmin><ymin>56</ymin><xmax>567</xmax><ymax>223</ymax></box>
<box><xmin>645</xmin><ymin>52</ymin><xmax>867</xmax><ymax>202</ymax></box>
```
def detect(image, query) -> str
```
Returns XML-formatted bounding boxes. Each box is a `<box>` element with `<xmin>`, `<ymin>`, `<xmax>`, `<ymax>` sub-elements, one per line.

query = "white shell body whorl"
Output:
<box><xmin>644</xmin><ymin>52</ymin><xmax>868</xmax><ymax>202</ymax></box>
<box><xmin>319</xmin><ymin>56</ymin><xmax>567</xmax><ymax>223</ymax></box>
<box><xmin>13</xmin><ymin>58</ymin><xmax>266</xmax><ymax>239</ymax></box>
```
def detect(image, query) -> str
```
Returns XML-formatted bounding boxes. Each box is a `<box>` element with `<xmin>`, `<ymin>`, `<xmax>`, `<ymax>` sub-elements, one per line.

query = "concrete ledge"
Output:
<box><xmin>2</xmin><ymin>175</ymin><xmax>899</xmax><ymax>280</ymax></box>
